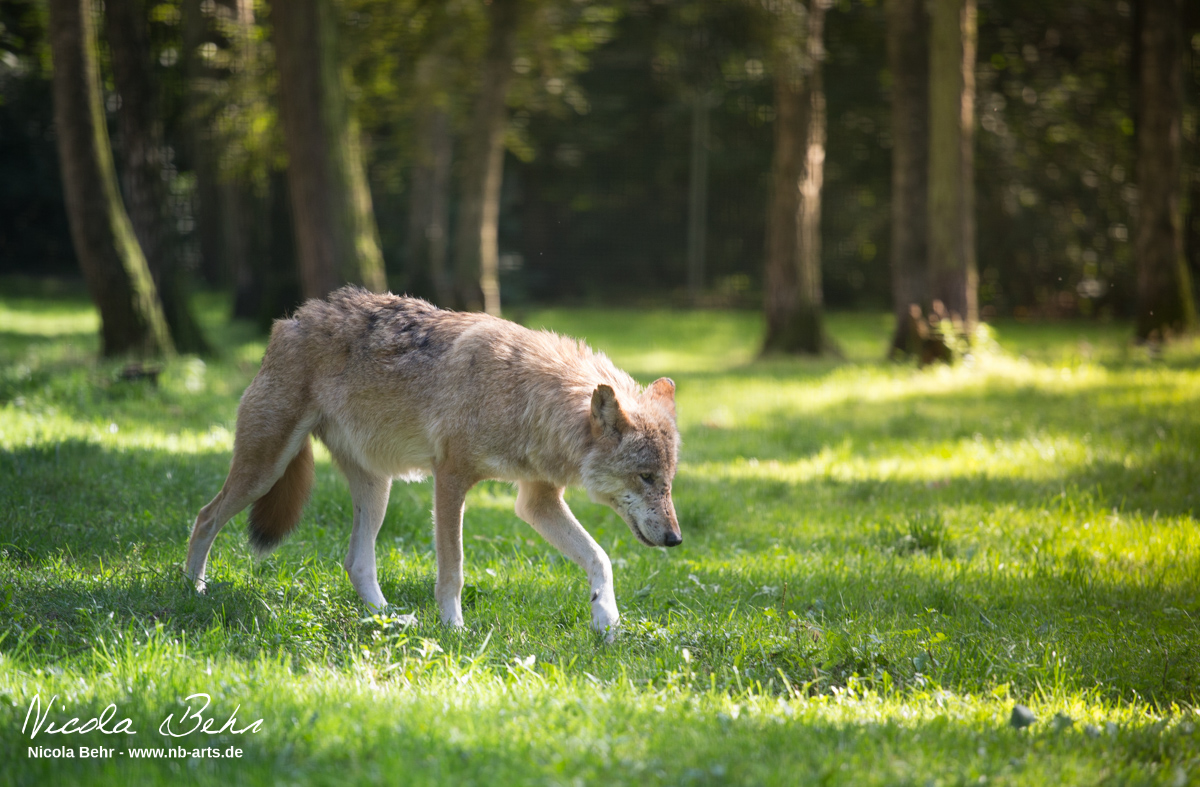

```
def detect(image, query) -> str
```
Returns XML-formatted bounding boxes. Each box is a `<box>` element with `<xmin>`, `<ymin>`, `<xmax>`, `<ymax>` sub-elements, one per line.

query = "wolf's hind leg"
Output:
<box><xmin>515</xmin><ymin>480</ymin><xmax>619</xmax><ymax>638</ymax></box>
<box><xmin>433</xmin><ymin>469</ymin><xmax>473</xmax><ymax>627</ymax></box>
<box><xmin>340</xmin><ymin>460</ymin><xmax>392</xmax><ymax>612</ymax></box>
<box><xmin>185</xmin><ymin>470</ymin><xmax>280</xmax><ymax>591</ymax></box>
<box><xmin>184</xmin><ymin>410</ymin><xmax>314</xmax><ymax>590</ymax></box>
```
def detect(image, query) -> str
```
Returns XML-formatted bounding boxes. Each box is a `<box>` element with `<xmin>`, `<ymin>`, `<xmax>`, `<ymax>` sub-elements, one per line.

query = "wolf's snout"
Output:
<box><xmin>663</xmin><ymin>531</ymin><xmax>682</xmax><ymax>548</ymax></box>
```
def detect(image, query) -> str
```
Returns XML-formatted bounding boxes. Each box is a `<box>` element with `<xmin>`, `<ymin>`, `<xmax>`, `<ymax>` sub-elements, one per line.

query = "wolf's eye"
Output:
<box><xmin>639</xmin><ymin>473</ymin><xmax>654</xmax><ymax>484</ymax></box>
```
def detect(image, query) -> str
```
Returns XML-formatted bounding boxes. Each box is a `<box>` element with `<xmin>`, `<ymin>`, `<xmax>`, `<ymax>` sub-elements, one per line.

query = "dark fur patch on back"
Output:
<box><xmin>349</xmin><ymin>292</ymin><xmax>462</xmax><ymax>364</ymax></box>
<box><xmin>248</xmin><ymin>437</ymin><xmax>314</xmax><ymax>555</ymax></box>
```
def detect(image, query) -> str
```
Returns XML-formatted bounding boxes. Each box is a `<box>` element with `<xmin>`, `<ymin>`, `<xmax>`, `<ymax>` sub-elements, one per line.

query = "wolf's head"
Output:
<box><xmin>581</xmin><ymin>378</ymin><xmax>682</xmax><ymax>548</ymax></box>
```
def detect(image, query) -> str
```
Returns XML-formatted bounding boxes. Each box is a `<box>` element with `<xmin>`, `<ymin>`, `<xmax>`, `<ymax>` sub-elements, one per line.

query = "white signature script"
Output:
<box><xmin>22</xmin><ymin>693</ymin><xmax>263</xmax><ymax>739</ymax></box>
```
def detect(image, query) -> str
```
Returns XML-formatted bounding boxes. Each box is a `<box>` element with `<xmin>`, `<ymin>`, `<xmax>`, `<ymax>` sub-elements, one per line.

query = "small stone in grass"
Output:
<box><xmin>1010</xmin><ymin>704</ymin><xmax>1037</xmax><ymax>729</ymax></box>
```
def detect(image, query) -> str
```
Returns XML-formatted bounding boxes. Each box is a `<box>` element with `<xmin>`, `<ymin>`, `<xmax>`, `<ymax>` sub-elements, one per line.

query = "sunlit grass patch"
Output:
<box><xmin>2</xmin><ymin>293</ymin><xmax>1199</xmax><ymax>784</ymax></box>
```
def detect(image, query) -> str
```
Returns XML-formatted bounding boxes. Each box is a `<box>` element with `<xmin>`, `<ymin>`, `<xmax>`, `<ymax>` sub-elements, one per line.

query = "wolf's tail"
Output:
<box><xmin>247</xmin><ymin>436</ymin><xmax>314</xmax><ymax>555</ymax></box>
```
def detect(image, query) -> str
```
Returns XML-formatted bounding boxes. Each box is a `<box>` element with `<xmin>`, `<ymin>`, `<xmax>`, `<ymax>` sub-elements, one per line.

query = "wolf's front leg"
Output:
<box><xmin>515</xmin><ymin>480</ymin><xmax>619</xmax><ymax>637</ymax></box>
<box><xmin>433</xmin><ymin>470</ymin><xmax>473</xmax><ymax>627</ymax></box>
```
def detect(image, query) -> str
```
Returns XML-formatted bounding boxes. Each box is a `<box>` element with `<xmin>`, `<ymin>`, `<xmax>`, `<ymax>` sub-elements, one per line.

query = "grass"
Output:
<box><xmin>1</xmin><ymin>290</ymin><xmax>1199</xmax><ymax>785</ymax></box>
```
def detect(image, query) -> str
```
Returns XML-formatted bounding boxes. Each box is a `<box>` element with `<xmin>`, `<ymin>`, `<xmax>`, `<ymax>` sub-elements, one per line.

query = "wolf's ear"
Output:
<box><xmin>645</xmin><ymin>377</ymin><xmax>676</xmax><ymax>419</ymax></box>
<box><xmin>590</xmin><ymin>384</ymin><xmax>629</xmax><ymax>439</ymax></box>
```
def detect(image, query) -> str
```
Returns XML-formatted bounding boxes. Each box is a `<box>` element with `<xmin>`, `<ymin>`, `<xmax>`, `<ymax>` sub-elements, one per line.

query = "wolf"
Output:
<box><xmin>184</xmin><ymin>286</ymin><xmax>681</xmax><ymax>635</ymax></box>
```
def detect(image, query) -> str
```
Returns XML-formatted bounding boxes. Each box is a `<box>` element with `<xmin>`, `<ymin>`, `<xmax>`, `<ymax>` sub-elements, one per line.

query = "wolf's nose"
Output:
<box><xmin>663</xmin><ymin>532</ymin><xmax>683</xmax><ymax>547</ymax></box>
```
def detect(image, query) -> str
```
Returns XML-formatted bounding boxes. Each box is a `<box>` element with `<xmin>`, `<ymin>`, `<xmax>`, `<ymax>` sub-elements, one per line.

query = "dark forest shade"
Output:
<box><xmin>271</xmin><ymin>0</ymin><xmax>386</xmax><ymax>300</ymax></box>
<box><xmin>48</xmin><ymin>0</ymin><xmax>173</xmax><ymax>357</ymax></box>
<box><xmin>1134</xmin><ymin>0</ymin><xmax>1196</xmax><ymax>341</ymax></box>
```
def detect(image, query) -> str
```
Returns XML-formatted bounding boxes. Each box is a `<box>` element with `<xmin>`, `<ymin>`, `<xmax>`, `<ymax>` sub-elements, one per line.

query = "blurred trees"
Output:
<box><xmin>47</xmin><ymin>0</ymin><xmax>173</xmax><ymax>356</ymax></box>
<box><xmin>105</xmin><ymin>0</ymin><xmax>209</xmax><ymax>352</ymax></box>
<box><xmin>5</xmin><ymin>0</ymin><xmax>1199</xmax><ymax>344</ymax></box>
<box><xmin>452</xmin><ymin>0</ymin><xmax>521</xmax><ymax>314</ymax></box>
<box><xmin>880</xmin><ymin>0</ymin><xmax>979</xmax><ymax>363</ymax></box>
<box><xmin>762</xmin><ymin>0</ymin><xmax>831</xmax><ymax>355</ymax></box>
<box><xmin>928</xmin><ymin>0</ymin><xmax>978</xmax><ymax>331</ymax></box>
<box><xmin>272</xmin><ymin>0</ymin><xmax>385</xmax><ymax>299</ymax></box>
<box><xmin>885</xmin><ymin>0</ymin><xmax>929</xmax><ymax>358</ymax></box>
<box><xmin>1134</xmin><ymin>0</ymin><xmax>1195</xmax><ymax>340</ymax></box>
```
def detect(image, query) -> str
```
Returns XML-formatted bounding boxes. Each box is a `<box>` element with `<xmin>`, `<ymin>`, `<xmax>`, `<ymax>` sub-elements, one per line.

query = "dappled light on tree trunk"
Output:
<box><xmin>48</xmin><ymin>0</ymin><xmax>173</xmax><ymax>358</ymax></box>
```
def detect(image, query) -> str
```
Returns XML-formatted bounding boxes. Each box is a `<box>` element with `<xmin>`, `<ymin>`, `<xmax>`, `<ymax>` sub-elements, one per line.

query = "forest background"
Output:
<box><xmin>2</xmin><ymin>0</ymin><xmax>1198</xmax><ymax>356</ymax></box>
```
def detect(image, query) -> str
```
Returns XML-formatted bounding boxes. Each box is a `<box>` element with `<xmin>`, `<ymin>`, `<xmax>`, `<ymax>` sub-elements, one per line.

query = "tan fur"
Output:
<box><xmin>185</xmin><ymin>286</ymin><xmax>682</xmax><ymax>635</ymax></box>
<box><xmin>248</xmin><ymin>436</ymin><xmax>314</xmax><ymax>554</ymax></box>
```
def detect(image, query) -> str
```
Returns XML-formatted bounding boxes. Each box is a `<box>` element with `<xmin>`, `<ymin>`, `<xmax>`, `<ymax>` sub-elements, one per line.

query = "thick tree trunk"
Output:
<box><xmin>452</xmin><ymin>0</ymin><xmax>521</xmax><ymax>315</ymax></box>
<box><xmin>687</xmin><ymin>93</ymin><xmax>711</xmax><ymax>305</ymax></box>
<box><xmin>1135</xmin><ymin>0</ymin><xmax>1196</xmax><ymax>341</ymax></box>
<box><xmin>105</xmin><ymin>0</ymin><xmax>210</xmax><ymax>354</ymax></box>
<box><xmin>407</xmin><ymin>55</ymin><xmax>454</xmax><ymax>307</ymax></box>
<box><xmin>886</xmin><ymin>0</ymin><xmax>932</xmax><ymax>358</ymax></box>
<box><xmin>927</xmin><ymin>0</ymin><xmax>978</xmax><ymax>332</ymax></box>
<box><xmin>48</xmin><ymin>0</ymin><xmax>173</xmax><ymax>357</ymax></box>
<box><xmin>763</xmin><ymin>0</ymin><xmax>829</xmax><ymax>356</ymax></box>
<box><xmin>272</xmin><ymin>0</ymin><xmax>386</xmax><ymax>300</ymax></box>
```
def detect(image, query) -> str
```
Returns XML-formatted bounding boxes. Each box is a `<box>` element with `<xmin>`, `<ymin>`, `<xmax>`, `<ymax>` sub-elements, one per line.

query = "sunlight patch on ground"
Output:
<box><xmin>0</xmin><ymin>300</ymin><xmax>99</xmax><ymax>336</ymax></box>
<box><xmin>684</xmin><ymin>432</ymin><xmax>1093</xmax><ymax>487</ymax></box>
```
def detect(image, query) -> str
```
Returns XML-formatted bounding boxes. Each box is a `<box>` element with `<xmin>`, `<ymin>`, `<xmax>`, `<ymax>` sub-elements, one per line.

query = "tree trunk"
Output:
<box><xmin>1135</xmin><ymin>0</ymin><xmax>1196</xmax><ymax>341</ymax></box>
<box><xmin>763</xmin><ymin>0</ymin><xmax>829</xmax><ymax>356</ymax></box>
<box><xmin>687</xmin><ymin>93</ymin><xmax>711</xmax><ymax>305</ymax></box>
<box><xmin>104</xmin><ymin>0</ymin><xmax>210</xmax><ymax>354</ymax></box>
<box><xmin>407</xmin><ymin>53</ymin><xmax>454</xmax><ymax>307</ymax></box>
<box><xmin>886</xmin><ymin>0</ymin><xmax>931</xmax><ymax>358</ymax></box>
<box><xmin>452</xmin><ymin>0</ymin><xmax>521</xmax><ymax>315</ymax></box>
<box><xmin>48</xmin><ymin>0</ymin><xmax>173</xmax><ymax>358</ymax></box>
<box><xmin>271</xmin><ymin>0</ymin><xmax>387</xmax><ymax>300</ymax></box>
<box><xmin>927</xmin><ymin>0</ymin><xmax>978</xmax><ymax>332</ymax></box>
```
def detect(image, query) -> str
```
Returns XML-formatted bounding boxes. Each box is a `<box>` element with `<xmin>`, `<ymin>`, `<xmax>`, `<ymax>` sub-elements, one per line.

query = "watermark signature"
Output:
<box><xmin>22</xmin><ymin>692</ymin><xmax>263</xmax><ymax>740</ymax></box>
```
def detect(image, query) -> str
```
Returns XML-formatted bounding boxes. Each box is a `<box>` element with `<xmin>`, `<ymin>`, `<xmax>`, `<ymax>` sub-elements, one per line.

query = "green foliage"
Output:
<box><xmin>2</xmin><ymin>291</ymin><xmax>1199</xmax><ymax>783</ymax></box>
<box><xmin>8</xmin><ymin>0</ymin><xmax>1196</xmax><ymax>317</ymax></box>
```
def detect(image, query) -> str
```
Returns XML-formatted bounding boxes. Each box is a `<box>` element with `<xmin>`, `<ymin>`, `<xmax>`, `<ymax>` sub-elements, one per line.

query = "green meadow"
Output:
<box><xmin>1</xmin><ymin>289</ymin><xmax>1198</xmax><ymax>785</ymax></box>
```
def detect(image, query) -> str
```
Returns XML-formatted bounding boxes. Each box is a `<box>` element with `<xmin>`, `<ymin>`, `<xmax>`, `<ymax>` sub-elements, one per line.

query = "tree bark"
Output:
<box><xmin>452</xmin><ymin>0</ymin><xmax>521</xmax><ymax>315</ymax></box>
<box><xmin>886</xmin><ymin>0</ymin><xmax>931</xmax><ymax>358</ymax></box>
<box><xmin>407</xmin><ymin>53</ymin><xmax>454</xmax><ymax>307</ymax></box>
<box><xmin>49</xmin><ymin>0</ymin><xmax>173</xmax><ymax>357</ymax></box>
<box><xmin>1135</xmin><ymin>0</ymin><xmax>1196</xmax><ymax>341</ymax></box>
<box><xmin>105</xmin><ymin>0</ymin><xmax>210</xmax><ymax>354</ymax></box>
<box><xmin>927</xmin><ymin>0</ymin><xmax>978</xmax><ymax>332</ymax></box>
<box><xmin>271</xmin><ymin>0</ymin><xmax>387</xmax><ymax>300</ymax></box>
<box><xmin>763</xmin><ymin>0</ymin><xmax>829</xmax><ymax>355</ymax></box>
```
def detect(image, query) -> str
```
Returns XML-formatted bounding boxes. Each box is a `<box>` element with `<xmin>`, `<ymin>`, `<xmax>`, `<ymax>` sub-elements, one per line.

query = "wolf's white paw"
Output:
<box><xmin>184</xmin><ymin>569</ymin><xmax>207</xmax><ymax>595</ymax></box>
<box><xmin>591</xmin><ymin>593</ymin><xmax>620</xmax><ymax>640</ymax></box>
